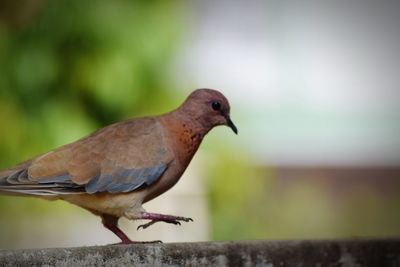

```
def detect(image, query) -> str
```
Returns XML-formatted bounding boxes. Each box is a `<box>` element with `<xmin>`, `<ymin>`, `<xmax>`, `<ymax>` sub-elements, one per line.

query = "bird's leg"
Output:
<box><xmin>101</xmin><ymin>214</ymin><xmax>162</xmax><ymax>244</ymax></box>
<box><xmin>136</xmin><ymin>212</ymin><xmax>193</xmax><ymax>230</ymax></box>
<box><xmin>101</xmin><ymin>214</ymin><xmax>134</xmax><ymax>244</ymax></box>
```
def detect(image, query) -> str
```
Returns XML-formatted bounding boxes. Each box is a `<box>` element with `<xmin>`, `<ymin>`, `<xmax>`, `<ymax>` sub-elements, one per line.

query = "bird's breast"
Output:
<box><xmin>176</xmin><ymin>124</ymin><xmax>203</xmax><ymax>162</ymax></box>
<box><xmin>143</xmin><ymin>119</ymin><xmax>204</xmax><ymax>203</ymax></box>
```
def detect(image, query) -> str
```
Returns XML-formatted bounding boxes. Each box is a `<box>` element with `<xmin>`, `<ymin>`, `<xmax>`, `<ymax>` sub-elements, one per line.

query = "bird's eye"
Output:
<box><xmin>211</xmin><ymin>101</ymin><xmax>221</xmax><ymax>111</ymax></box>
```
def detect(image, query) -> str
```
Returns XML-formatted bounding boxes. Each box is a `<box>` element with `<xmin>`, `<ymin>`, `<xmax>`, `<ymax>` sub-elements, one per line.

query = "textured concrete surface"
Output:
<box><xmin>0</xmin><ymin>239</ymin><xmax>399</xmax><ymax>267</ymax></box>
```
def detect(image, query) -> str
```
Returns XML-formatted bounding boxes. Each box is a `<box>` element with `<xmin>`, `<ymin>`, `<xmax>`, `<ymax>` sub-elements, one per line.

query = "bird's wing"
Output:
<box><xmin>0</xmin><ymin>118</ymin><xmax>172</xmax><ymax>196</ymax></box>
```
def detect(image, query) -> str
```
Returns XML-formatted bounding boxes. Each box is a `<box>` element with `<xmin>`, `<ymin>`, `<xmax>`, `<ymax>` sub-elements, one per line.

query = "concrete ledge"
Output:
<box><xmin>1</xmin><ymin>239</ymin><xmax>399</xmax><ymax>266</ymax></box>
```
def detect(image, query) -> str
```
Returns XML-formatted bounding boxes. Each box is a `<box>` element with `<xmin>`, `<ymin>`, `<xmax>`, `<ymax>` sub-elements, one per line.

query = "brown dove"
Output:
<box><xmin>0</xmin><ymin>88</ymin><xmax>237</xmax><ymax>244</ymax></box>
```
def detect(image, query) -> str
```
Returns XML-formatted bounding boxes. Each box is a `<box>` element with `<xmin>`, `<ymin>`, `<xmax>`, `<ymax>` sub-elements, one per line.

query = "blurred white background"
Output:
<box><xmin>173</xmin><ymin>0</ymin><xmax>400</xmax><ymax>166</ymax></box>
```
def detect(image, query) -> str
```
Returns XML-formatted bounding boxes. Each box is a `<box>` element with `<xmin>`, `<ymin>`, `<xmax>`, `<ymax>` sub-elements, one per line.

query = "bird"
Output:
<box><xmin>0</xmin><ymin>88</ymin><xmax>237</xmax><ymax>244</ymax></box>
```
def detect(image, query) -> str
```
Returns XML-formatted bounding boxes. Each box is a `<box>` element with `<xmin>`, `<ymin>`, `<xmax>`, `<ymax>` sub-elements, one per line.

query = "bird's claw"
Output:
<box><xmin>137</xmin><ymin>216</ymin><xmax>193</xmax><ymax>230</ymax></box>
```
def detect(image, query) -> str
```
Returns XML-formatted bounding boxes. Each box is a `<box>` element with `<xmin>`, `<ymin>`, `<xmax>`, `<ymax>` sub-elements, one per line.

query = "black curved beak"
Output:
<box><xmin>226</xmin><ymin>116</ymin><xmax>238</xmax><ymax>135</ymax></box>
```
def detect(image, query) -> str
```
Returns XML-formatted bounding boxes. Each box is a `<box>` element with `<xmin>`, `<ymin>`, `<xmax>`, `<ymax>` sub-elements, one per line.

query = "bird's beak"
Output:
<box><xmin>226</xmin><ymin>116</ymin><xmax>238</xmax><ymax>135</ymax></box>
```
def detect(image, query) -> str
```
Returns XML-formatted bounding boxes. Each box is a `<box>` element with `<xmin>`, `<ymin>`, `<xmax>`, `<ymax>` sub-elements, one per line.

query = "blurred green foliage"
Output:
<box><xmin>0</xmin><ymin>0</ymin><xmax>184</xmax><ymax>247</ymax></box>
<box><xmin>0</xmin><ymin>0</ymin><xmax>183</xmax><ymax>166</ymax></box>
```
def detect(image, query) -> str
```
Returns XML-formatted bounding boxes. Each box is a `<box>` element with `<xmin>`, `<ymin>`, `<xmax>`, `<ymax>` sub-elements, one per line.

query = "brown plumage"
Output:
<box><xmin>0</xmin><ymin>88</ymin><xmax>237</xmax><ymax>244</ymax></box>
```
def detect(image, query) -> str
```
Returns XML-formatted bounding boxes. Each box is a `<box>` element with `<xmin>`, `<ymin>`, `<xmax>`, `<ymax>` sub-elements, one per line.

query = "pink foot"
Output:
<box><xmin>137</xmin><ymin>212</ymin><xmax>193</xmax><ymax>230</ymax></box>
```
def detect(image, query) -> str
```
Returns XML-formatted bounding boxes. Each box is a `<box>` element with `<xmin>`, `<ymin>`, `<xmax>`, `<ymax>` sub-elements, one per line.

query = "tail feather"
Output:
<box><xmin>0</xmin><ymin>159</ymin><xmax>32</xmax><ymax>183</ymax></box>
<box><xmin>0</xmin><ymin>164</ymin><xmax>84</xmax><ymax>196</ymax></box>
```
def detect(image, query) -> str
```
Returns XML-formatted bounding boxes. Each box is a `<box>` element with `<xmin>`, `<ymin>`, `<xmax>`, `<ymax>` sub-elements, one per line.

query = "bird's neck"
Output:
<box><xmin>159</xmin><ymin>109</ymin><xmax>210</xmax><ymax>165</ymax></box>
<box><xmin>165</xmin><ymin>107</ymin><xmax>212</xmax><ymax>138</ymax></box>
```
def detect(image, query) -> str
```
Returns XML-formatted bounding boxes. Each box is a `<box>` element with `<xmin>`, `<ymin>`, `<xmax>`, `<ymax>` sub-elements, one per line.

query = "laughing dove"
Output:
<box><xmin>0</xmin><ymin>88</ymin><xmax>237</xmax><ymax>244</ymax></box>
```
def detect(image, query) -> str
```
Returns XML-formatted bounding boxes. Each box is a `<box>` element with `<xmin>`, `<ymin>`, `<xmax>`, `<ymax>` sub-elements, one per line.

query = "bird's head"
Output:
<box><xmin>180</xmin><ymin>88</ymin><xmax>238</xmax><ymax>135</ymax></box>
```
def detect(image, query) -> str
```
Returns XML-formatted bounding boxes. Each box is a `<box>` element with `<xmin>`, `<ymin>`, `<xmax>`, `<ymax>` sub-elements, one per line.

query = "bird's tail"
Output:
<box><xmin>0</xmin><ymin>161</ymin><xmax>37</xmax><ymax>196</ymax></box>
<box><xmin>0</xmin><ymin>160</ymin><xmax>85</xmax><ymax>196</ymax></box>
<box><xmin>0</xmin><ymin>161</ymin><xmax>58</xmax><ymax>196</ymax></box>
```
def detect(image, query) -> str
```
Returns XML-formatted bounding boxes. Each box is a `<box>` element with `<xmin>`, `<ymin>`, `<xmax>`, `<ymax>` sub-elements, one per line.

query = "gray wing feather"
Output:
<box><xmin>85</xmin><ymin>163</ymin><xmax>167</xmax><ymax>194</ymax></box>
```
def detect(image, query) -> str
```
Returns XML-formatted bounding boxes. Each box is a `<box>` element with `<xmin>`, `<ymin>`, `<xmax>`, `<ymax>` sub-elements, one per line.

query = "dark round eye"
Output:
<box><xmin>211</xmin><ymin>101</ymin><xmax>221</xmax><ymax>111</ymax></box>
